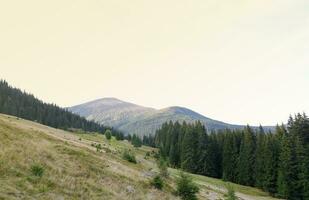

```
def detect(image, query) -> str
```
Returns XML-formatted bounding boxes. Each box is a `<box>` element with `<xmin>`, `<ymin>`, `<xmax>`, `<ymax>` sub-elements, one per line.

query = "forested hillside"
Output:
<box><xmin>0</xmin><ymin>80</ymin><xmax>106</xmax><ymax>133</ymax></box>
<box><xmin>155</xmin><ymin>114</ymin><xmax>309</xmax><ymax>199</ymax></box>
<box><xmin>0</xmin><ymin>114</ymin><xmax>280</xmax><ymax>200</ymax></box>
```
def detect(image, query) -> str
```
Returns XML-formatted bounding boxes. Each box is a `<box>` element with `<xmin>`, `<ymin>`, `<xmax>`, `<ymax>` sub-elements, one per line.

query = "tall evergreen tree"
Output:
<box><xmin>254</xmin><ymin>126</ymin><xmax>266</xmax><ymax>188</ymax></box>
<box><xmin>181</xmin><ymin>124</ymin><xmax>198</xmax><ymax>173</ymax></box>
<box><xmin>237</xmin><ymin>126</ymin><xmax>256</xmax><ymax>186</ymax></box>
<box><xmin>222</xmin><ymin>132</ymin><xmax>238</xmax><ymax>182</ymax></box>
<box><xmin>277</xmin><ymin>133</ymin><xmax>298</xmax><ymax>199</ymax></box>
<box><xmin>263</xmin><ymin>134</ymin><xmax>280</xmax><ymax>194</ymax></box>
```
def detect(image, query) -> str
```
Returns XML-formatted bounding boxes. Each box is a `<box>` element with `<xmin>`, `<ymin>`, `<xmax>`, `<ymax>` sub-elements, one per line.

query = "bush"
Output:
<box><xmin>30</xmin><ymin>164</ymin><xmax>44</xmax><ymax>177</ymax></box>
<box><xmin>225</xmin><ymin>184</ymin><xmax>237</xmax><ymax>200</ymax></box>
<box><xmin>131</xmin><ymin>134</ymin><xmax>142</xmax><ymax>148</ymax></box>
<box><xmin>158</xmin><ymin>158</ymin><xmax>169</xmax><ymax>178</ymax></box>
<box><xmin>122</xmin><ymin>150</ymin><xmax>137</xmax><ymax>164</ymax></box>
<box><xmin>105</xmin><ymin>130</ymin><xmax>112</xmax><ymax>140</ymax></box>
<box><xmin>176</xmin><ymin>172</ymin><xmax>199</xmax><ymax>200</ymax></box>
<box><xmin>93</xmin><ymin>143</ymin><xmax>102</xmax><ymax>152</ymax></box>
<box><xmin>151</xmin><ymin>175</ymin><xmax>164</xmax><ymax>190</ymax></box>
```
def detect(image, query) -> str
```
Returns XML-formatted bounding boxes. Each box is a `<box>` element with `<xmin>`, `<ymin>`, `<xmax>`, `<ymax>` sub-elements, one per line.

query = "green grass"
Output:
<box><xmin>0</xmin><ymin>114</ymin><xmax>280</xmax><ymax>200</ymax></box>
<box><xmin>0</xmin><ymin>114</ymin><xmax>175</xmax><ymax>200</ymax></box>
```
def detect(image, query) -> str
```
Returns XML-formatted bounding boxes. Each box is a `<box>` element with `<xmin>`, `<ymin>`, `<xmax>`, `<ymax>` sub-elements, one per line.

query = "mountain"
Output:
<box><xmin>69</xmin><ymin>98</ymin><xmax>244</xmax><ymax>136</ymax></box>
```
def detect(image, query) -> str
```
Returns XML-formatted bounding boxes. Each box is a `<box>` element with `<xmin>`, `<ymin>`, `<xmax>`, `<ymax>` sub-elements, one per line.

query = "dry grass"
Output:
<box><xmin>0</xmin><ymin>114</ymin><xmax>280</xmax><ymax>200</ymax></box>
<box><xmin>0</xmin><ymin>114</ymin><xmax>176</xmax><ymax>200</ymax></box>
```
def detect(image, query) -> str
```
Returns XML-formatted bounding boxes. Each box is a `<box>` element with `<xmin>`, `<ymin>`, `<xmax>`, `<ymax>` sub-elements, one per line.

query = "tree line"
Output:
<box><xmin>154</xmin><ymin>114</ymin><xmax>309</xmax><ymax>200</ymax></box>
<box><xmin>0</xmin><ymin>80</ymin><xmax>107</xmax><ymax>133</ymax></box>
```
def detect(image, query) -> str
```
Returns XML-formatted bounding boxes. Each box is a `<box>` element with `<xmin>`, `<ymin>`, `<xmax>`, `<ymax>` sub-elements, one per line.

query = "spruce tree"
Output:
<box><xmin>181</xmin><ymin>124</ymin><xmax>198</xmax><ymax>173</ymax></box>
<box><xmin>263</xmin><ymin>134</ymin><xmax>279</xmax><ymax>194</ymax></box>
<box><xmin>237</xmin><ymin>126</ymin><xmax>256</xmax><ymax>186</ymax></box>
<box><xmin>254</xmin><ymin>127</ymin><xmax>266</xmax><ymax>188</ymax></box>
<box><xmin>222</xmin><ymin>133</ymin><xmax>238</xmax><ymax>182</ymax></box>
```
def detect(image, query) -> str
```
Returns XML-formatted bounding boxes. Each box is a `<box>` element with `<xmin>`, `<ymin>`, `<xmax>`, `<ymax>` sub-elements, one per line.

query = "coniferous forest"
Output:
<box><xmin>154</xmin><ymin>116</ymin><xmax>309</xmax><ymax>200</ymax></box>
<box><xmin>1</xmin><ymin>79</ymin><xmax>308</xmax><ymax>199</ymax></box>
<box><xmin>0</xmin><ymin>80</ymin><xmax>106</xmax><ymax>133</ymax></box>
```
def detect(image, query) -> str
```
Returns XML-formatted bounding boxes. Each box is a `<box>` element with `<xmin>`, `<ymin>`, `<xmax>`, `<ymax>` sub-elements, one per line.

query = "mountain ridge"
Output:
<box><xmin>69</xmin><ymin>98</ymin><xmax>257</xmax><ymax>136</ymax></box>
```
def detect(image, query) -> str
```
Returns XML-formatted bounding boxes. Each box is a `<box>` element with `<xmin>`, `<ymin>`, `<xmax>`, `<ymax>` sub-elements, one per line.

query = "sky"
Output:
<box><xmin>1</xmin><ymin>0</ymin><xmax>308</xmax><ymax>126</ymax></box>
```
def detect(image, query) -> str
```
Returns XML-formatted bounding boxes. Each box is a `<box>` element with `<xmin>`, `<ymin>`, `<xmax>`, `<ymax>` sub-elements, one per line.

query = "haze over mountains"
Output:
<box><xmin>69</xmin><ymin>98</ymin><xmax>247</xmax><ymax>136</ymax></box>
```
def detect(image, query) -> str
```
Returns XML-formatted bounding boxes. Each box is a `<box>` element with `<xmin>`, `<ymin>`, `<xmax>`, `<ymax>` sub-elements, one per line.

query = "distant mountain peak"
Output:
<box><xmin>68</xmin><ymin>97</ymin><xmax>249</xmax><ymax>136</ymax></box>
<box><xmin>92</xmin><ymin>97</ymin><xmax>125</xmax><ymax>104</ymax></box>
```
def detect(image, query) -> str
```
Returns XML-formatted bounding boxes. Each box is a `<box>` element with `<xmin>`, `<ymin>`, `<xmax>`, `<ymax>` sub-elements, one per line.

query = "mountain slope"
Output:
<box><xmin>0</xmin><ymin>80</ymin><xmax>106</xmax><ymax>133</ymax></box>
<box><xmin>69</xmin><ymin>98</ymin><xmax>243</xmax><ymax>136</ymax></box>
<box><xmin>0</xmin><ymin>114</ymin><xmax>175</xmax><ymax>200</ymax></box>
<box><xmin>0</xmin><ymin>114</ymin><xmax>279</xmax><ymax>200</ymax></box>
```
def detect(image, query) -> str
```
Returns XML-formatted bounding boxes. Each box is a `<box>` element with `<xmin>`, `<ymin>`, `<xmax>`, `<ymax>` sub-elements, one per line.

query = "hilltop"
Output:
<box><xmin>69</xmin><ymin>98</ymin><xmax>244</xmax><ymax>136</ymax></box>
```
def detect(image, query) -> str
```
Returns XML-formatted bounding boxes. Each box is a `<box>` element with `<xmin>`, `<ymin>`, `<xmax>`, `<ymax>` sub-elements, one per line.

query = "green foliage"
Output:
<box><xmin>158</xmin><ymin>158</ymin><xmax>169</xmax><ymax>178</ymax></box>
<box><xmin>0</xmin><ymin>80</ymin><xmax>106</xmax><ymax>133</ymax></box>
<box><xmin>105</xmin><ymin>130</ymin><xmax>112</xmax><ymax>140</ymax></box>
<box><xmin>30</xmin><ymin>164</ymin><xmax>44</xmax><ymax>177</ymax></box>
<box><xmin>222</xmin><ymin>132</ymin><xmax>238</xmax><ymax>182</ymax></box>
<box><xmin>237</xmin><ymin>126</ymin><xmax>256</xmax><ymax>186</ymax></box>
<box><xmin>95</xmin><ymin>143</ymin><xmax>102</xmax><ymax>152</ymax></box>
<box><xmin>91</xmin><ymin>143</ymin><xmax>103</xmax><ymax>152</ymax></box>
<box><xmin>176</xmin><ymin>172</ymin><xmax>199</xmax><ymax>200</ymax></box>
<box><xmin>114</xmin><ymin>131</ymin><xmax>125</xmax><ymax>140</ymax></box>
<box><xmin>225</xmin><ymin>184</ymin><xmax>237</xmax><ymax>200</ymax></box>
<box><xmin>181</xmin><ymin>123</ymin><xmax>199</xmax><ymax>173</ymax></box>
<box><xmin>131</xmin><ymin>134</ymin><xmax>142</xmax><ymax>148</ymax></box>
<box><xmin>151</xmin><ymin>175</ymin><xmax>164</xmax><ymax>190</ymax></box>
<box><xmin>143</xmin><ymin>134</ymin><xmax>155</xmax><ymax>147</ymax></box>
<box><xmin>154</xmin><ymin>113</ymin><xmax>309</xmax><ymax>199</ymax></box>
<box><xmin>122</xmin><ymin>150</ymin><xmax>137</xmax><ymax>164</ymax></box>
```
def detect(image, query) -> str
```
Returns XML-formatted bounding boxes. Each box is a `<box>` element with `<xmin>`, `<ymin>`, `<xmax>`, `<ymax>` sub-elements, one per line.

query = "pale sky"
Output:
<box><xmin>1</xmin><ymin>0</ymin><xmax>308</xmax><ymax>126</ymax></box>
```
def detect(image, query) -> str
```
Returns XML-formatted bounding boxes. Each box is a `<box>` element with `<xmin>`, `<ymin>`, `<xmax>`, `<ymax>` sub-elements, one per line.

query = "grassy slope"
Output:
<box><xmin>0</xmin><ymin>114</ymin><xmax>279</xmax><ymax>200</ymax></box>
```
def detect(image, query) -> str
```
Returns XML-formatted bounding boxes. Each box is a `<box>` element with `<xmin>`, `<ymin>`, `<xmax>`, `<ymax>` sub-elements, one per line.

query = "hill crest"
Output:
<box><xmin>69</xmin><ymin>98</ymin><xmax>245</xmax><ymax>136</ymax></box>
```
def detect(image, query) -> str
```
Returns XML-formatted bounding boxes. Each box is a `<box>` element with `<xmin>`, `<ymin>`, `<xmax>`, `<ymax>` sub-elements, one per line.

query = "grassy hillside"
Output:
<box><xmin>69</xmin><ymin>98</ymin><xmax>244</xmax><ymax>136</ymax></box>
<box><xmin>0</xmin><ymin>114</ymin><xmax>279</xmax><ymax>200</ymax></box>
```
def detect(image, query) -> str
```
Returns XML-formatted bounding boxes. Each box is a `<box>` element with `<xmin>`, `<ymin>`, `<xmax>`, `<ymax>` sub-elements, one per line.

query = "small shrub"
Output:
<box><xmin>95</xmin><ymin>143</ymin><xmax>102</xmax><ymax>152</ymax></box>
<box><xmin>158</xmin><ymin>158</ymin><xmax>169</xmax><ymax>178</ymax></box>
<box><xmin>176</xmin><ymin>172</ymin><xmax>199</xmax><ymax>200</ymax></box>
<box><xmin>225</xmin><ymin>184</ymin><xmax>237</xmax><ymax>200</ymax></box>
<box><xmin>153</xmin><ymin>151</ymin><xmax>160</xmax><ymax>159</ymax></box>
<box><xmin>30</xmin><ymin>164</ymin><xmax>44</xmax><ymax>177</ymax></box>
<box><xmin>122</xmin><ymin>150</ymin><xmax>137</xmax><ymax>164</ymax></box>
<box><xmin>151</xmin><ymin>175</ymin><xmax>164</xmax><ymax>190</ymax></box>
<box><xmin>144</xmin><ymin>152</ymin><xmax>151</xmax><ymax>159</ymax></box>
<box><xmin>105</xmin><ymin>130</ymin><xmax>112</xmax><ymax>140</ymax></box>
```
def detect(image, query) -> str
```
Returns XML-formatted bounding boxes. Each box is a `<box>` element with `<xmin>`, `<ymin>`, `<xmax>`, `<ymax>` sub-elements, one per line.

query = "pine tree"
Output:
<box><xmin>195</xmin><ymin>126</ymin><xmax>208</xmax><ymax>175</ymax></box>
<box><xmin>0</xmin><ymin>80</ymin><xmax>107</xmax><ymax>133</ymax></box>
<box><xmin>254</xmin><ymin>126</ymin><xmax>266</xmax><ymax>188</ymax></box>
<box><xmin>181</xmin><ymin>124</ymin><xmax>198</xmax><ymax>173</ymax></box>
<box><xmin>105</xmin><ymin>129</ymin><xmax>112</xmax><ymax>140</ymax></box>
<box><xmin>237</xmin><ymin>126</ymin><xmax>256</xmax><ymax>186</ymax></box>
<box><xmin>131</xmin><ymin>134</ymin><xmax>142</xmax><ymax>147</ymax></box>
<box><xmin>222</xmin><ymin>132</ymin><xmax>238</xmax><ymax>182</ymax></box>
<box><xmin>169</xmin><ymin>122</ymin><xmax>180</xmax><ymax>167</ymax></box>
<box><xmin>263</xmin><ymin>134</ymin><xmax>280</xmax><ymax>194</ymax></box>
<box><xmin>277</xmin><ymin>133</ymin><xmax>298</xmax><ymax>199</ymax></box>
